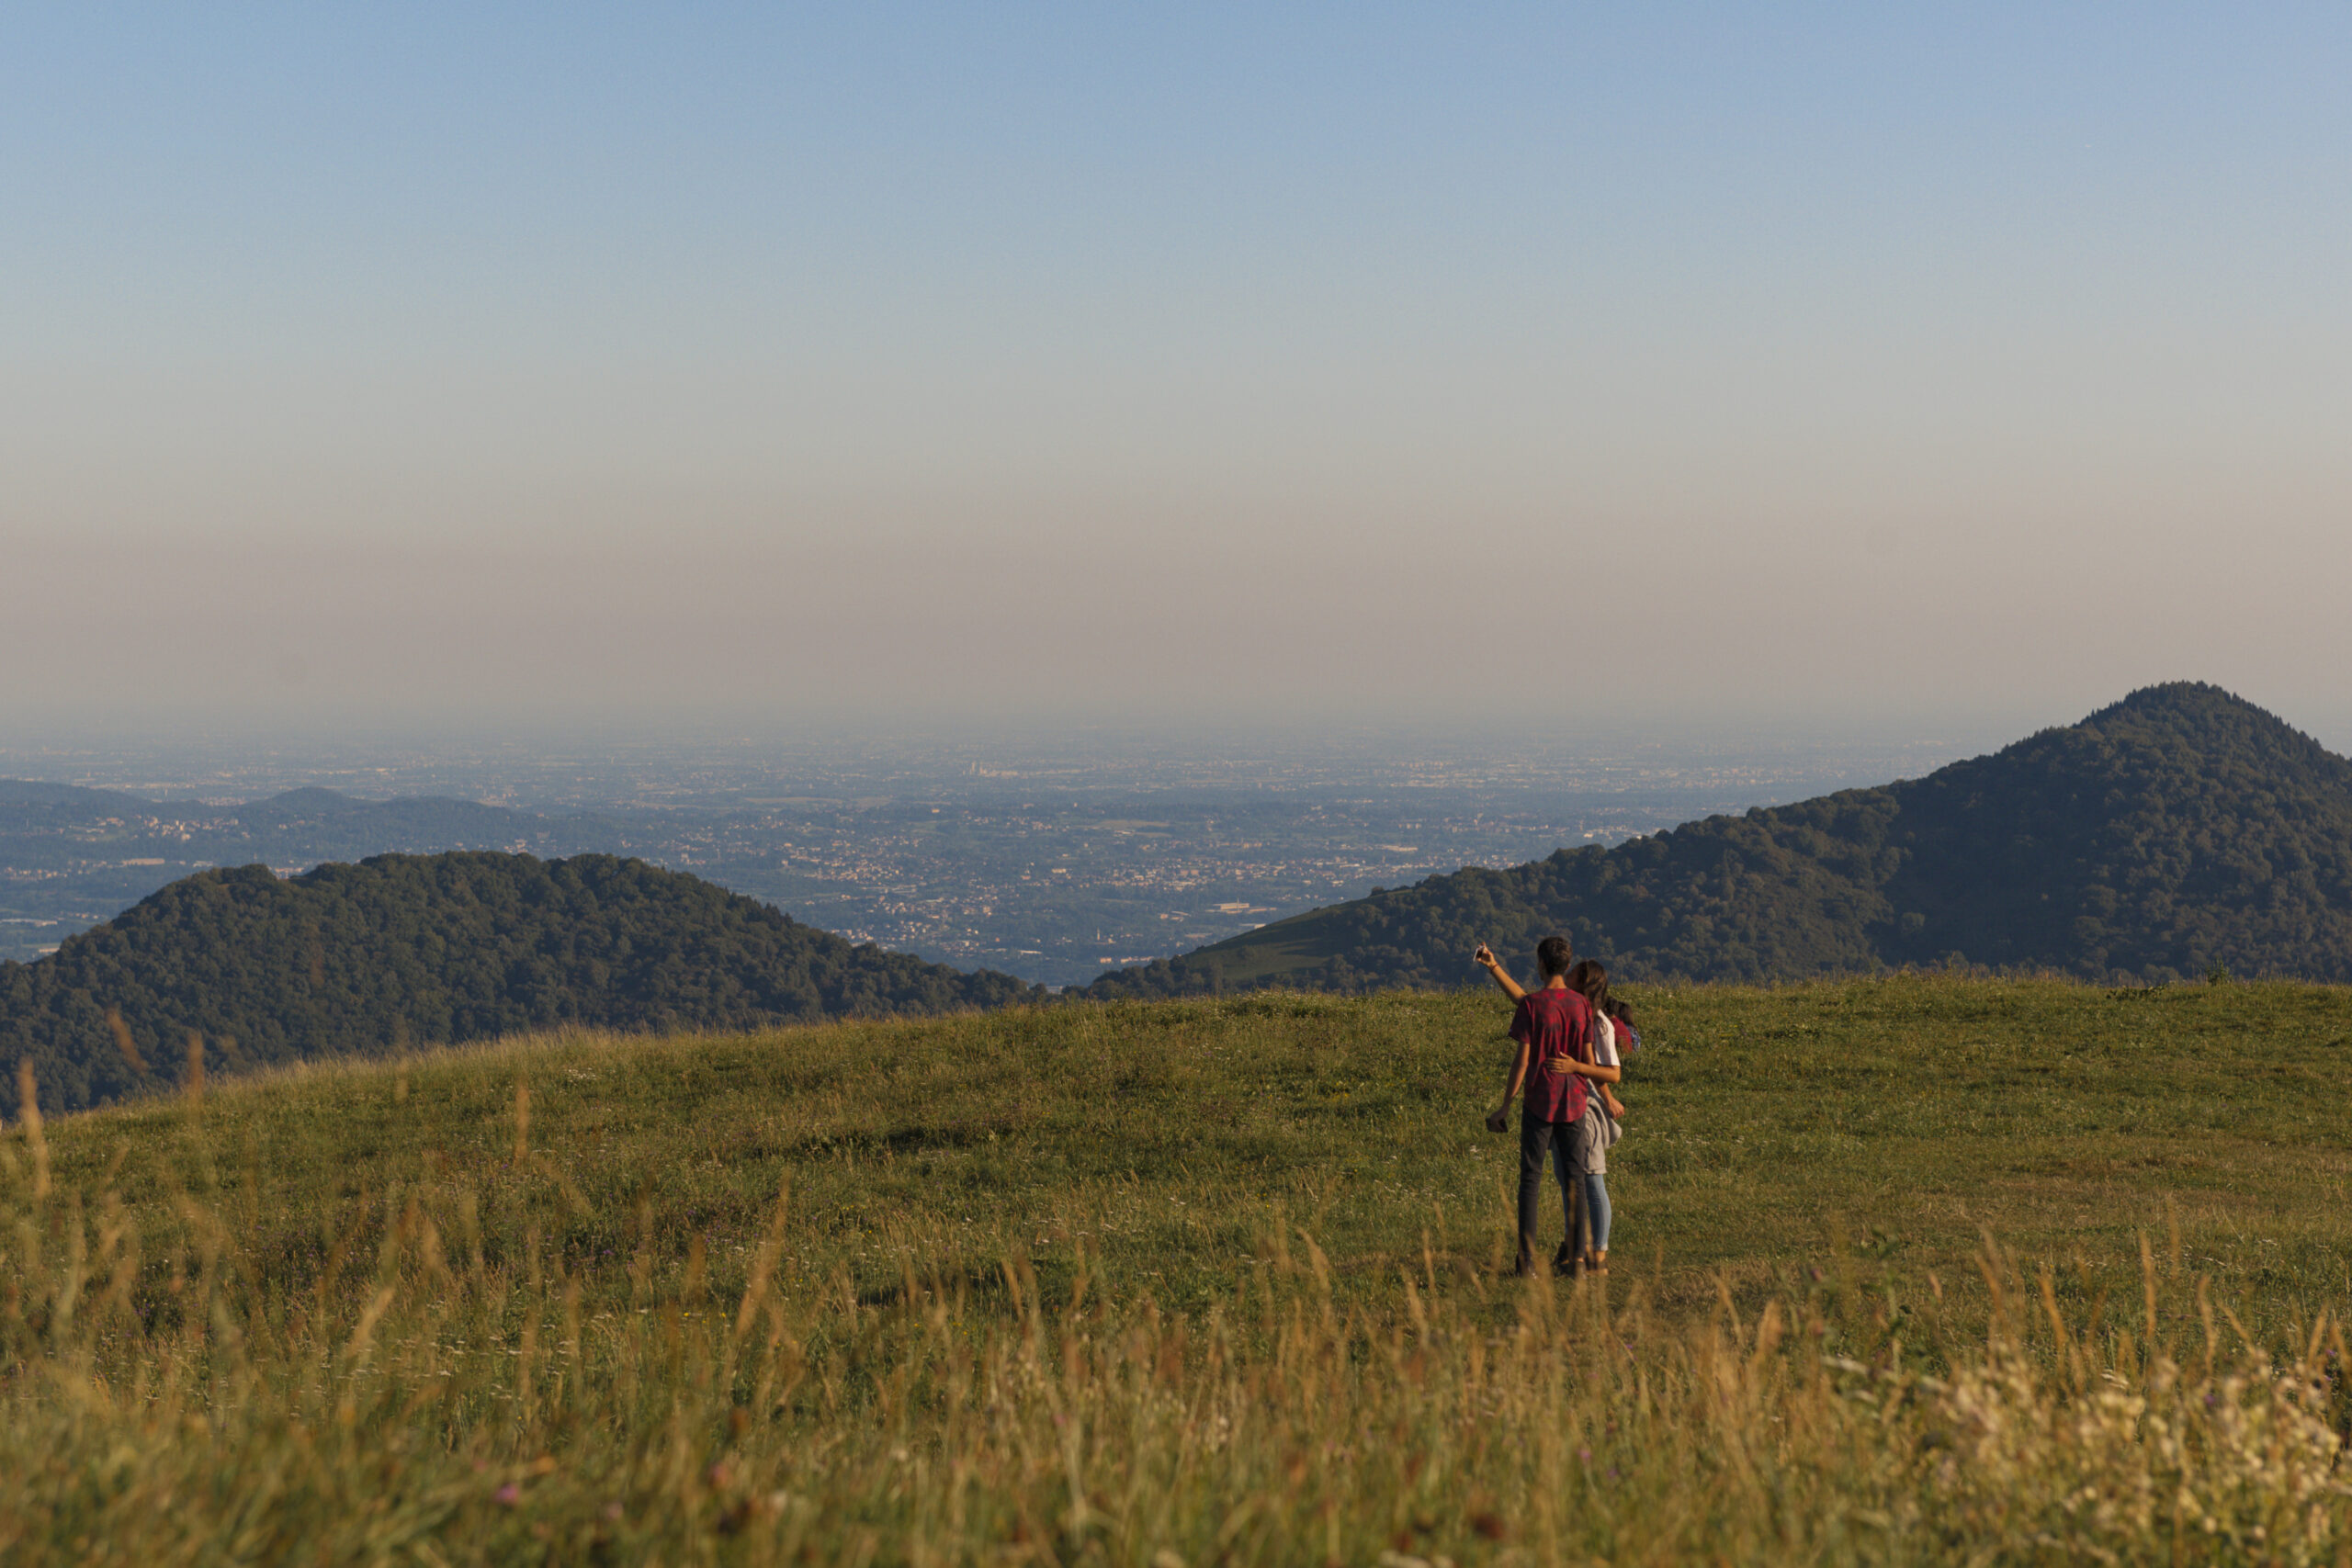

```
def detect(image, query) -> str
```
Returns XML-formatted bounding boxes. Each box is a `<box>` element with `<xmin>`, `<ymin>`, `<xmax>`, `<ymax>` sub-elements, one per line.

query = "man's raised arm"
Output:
<box><xmin>1474</xmin><ymin>943</ymin><xmax>1528</xmax><ymax>1003</ymax></box>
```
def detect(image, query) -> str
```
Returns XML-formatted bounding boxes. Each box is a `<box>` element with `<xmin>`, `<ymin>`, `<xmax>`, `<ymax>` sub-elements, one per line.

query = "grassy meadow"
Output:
<box><xmin>3</xmin><ymin>974</ymin><xmax>2349</xmax><ymax>1562</ymax></box>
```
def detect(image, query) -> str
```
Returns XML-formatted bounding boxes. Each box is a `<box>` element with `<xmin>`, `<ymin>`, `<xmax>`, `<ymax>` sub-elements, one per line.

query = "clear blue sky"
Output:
<box><xmin>5</xmin><ymin>5</ymin><xmax>2348</xmax><ymax>744</ymax></box>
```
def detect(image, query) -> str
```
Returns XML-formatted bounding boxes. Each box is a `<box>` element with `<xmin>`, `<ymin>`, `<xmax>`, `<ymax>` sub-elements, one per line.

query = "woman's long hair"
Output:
<box><xmin>1567</xmin><ymin>958</ymin><xmax>1611</xmax><ymax>1016</ymax></box>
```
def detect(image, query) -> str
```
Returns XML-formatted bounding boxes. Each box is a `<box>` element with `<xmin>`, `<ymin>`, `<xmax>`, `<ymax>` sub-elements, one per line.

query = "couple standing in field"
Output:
<box><xmin>1472</xmin><ymin>935</ymin><xmax>1634</xmax><ymax>1278</ymax></box>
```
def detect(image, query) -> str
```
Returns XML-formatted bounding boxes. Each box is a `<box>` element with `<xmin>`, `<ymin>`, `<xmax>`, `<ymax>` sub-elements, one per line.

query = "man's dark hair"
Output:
<box><xmin>1535</xmin><ymin>934</ymin><xmax>1574</xmax><ymax>977</ymax></box>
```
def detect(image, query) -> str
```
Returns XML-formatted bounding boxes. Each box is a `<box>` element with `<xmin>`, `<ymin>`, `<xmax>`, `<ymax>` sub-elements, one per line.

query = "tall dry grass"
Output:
<box><xmin>2</xmin><ymin>1050</ymin><xmax>2345</xmax><ymax>1565</ymax></box>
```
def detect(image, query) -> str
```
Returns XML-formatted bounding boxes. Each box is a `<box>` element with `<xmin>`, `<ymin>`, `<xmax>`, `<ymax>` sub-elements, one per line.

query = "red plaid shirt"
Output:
<box><xmin>1510</xmin><ymin>987</ymin><xmax>1594</xmax><ymax>1122</ymax></box>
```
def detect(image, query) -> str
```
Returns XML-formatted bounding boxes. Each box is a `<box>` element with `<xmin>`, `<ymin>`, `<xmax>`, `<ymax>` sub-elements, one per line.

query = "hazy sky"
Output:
<box><xmin>6</xmin><ymin>5</ymin><xmax>2348</xmax><ymax>746</ymax></box>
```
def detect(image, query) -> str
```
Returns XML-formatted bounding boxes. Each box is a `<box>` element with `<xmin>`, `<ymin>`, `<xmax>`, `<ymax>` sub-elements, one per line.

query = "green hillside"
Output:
<box><xmin>1092</xmin><ymin>682</ymin><xmax>2352</xmax><ymax>996</ymax></box>
<box><xmin>0</xmin><ymin>851</ymin><xmax>1039</xmax><ymax>1114</ymax></box>
<box><xmin>6</xmin><ymin>978</ymin><xmax>2347</xmax><ymax>1561</ymax></box>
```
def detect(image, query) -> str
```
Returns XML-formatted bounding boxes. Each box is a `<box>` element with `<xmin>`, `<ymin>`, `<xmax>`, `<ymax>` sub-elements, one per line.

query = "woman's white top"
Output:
<box><xmin>1583</xmin><ymin>1013</ymin><xmax>1623</xmax><ymax>1168</ymax></box>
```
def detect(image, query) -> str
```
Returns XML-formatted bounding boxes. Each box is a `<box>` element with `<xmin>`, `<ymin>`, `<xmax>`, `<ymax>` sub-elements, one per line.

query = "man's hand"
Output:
<box><xmin>1473</xmin><ymin>943</ymin><xmax>1498</xmax><ymax>970</ymax></box>
<box><xmin>1485</xmin><ymin>1106</ymin><xmax>1510</xmax><ymax>1134</ymax></box>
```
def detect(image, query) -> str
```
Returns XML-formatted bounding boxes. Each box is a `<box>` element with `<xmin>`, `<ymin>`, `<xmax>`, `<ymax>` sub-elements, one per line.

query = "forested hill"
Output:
<box><xmin>1088</xmin><ymin>683</ymin><xmax>2352</xmax><ymax>997</ymax></box>
<box><xmin>2</xmin><ymin>852</ymin><xmax>1041</xmax><ymax>1114</ymax></box>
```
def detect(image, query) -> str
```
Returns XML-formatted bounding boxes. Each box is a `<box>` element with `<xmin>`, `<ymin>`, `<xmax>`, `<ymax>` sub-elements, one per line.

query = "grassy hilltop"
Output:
<box><xmin>5</xmin><ymin>976</ymin><xmax>2350</xmax><ymax>1562</ymax></box>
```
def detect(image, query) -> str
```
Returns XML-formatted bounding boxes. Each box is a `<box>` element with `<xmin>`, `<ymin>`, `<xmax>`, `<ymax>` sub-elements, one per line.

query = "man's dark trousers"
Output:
<box><xmin>1518</xmin><ymin>1112</ymin><xmax>1591</xmax><ymax>1274</ymax></box>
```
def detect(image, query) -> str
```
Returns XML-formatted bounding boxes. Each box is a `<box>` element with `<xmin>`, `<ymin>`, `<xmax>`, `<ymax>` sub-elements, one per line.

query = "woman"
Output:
<box><xmin>1562</xmin><ymin>959</ymin><xmax>1624</xmax><ymax>1274</ymax></box>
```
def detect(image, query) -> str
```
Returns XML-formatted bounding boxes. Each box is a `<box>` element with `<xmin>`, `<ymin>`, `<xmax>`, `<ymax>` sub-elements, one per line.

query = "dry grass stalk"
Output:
<box><xmin>0</xmin><ymin>1149</ymin><xmax>2343</xmax><ymax>1564</ymax></box>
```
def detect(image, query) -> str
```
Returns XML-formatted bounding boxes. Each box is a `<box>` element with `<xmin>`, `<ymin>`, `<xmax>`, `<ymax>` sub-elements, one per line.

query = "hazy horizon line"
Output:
<box><xmin>4</xmin><ymin>682</ymin><xmax>2342</xmax><ymax>748</ymax></box>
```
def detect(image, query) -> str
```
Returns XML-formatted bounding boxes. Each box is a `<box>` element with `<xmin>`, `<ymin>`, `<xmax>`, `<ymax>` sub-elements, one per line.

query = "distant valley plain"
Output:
<box><xmin>0</xmin><ymin>731</ymin><xmax>1959</xmax><ymax>982</ymax></box>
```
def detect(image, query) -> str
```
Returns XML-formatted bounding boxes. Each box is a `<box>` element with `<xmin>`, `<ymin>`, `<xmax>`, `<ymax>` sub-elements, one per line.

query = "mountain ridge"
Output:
<box><xmin>2</xmin><ymin>850</ymin><xmax>1041</xmax><ymax>1114</ymax></box>
<box><xmin>1087</xmin><ymin>683</ymin><xmax>2352</xmax><ymax>996</ymax></box>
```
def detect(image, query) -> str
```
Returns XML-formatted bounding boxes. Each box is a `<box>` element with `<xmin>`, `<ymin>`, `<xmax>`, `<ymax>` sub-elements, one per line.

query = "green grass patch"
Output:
<box><xmin>4</xmin><ymin>975</ymin><xmax>2349</xmax><ymax>1562</ymax></box>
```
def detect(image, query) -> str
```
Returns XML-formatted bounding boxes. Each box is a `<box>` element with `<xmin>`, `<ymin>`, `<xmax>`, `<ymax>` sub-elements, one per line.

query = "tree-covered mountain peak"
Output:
<box><xmin>3</xmin><ymin>851</ymin><xmax>1041</xmax><ymax>1115</ymax></box>
<box><xmin>1091</xmin><ymin>683</ymin><xmax>2352</xmax><ymax>996</ymax></box>
<box><xmin>1968</xmin><ymin>682</ymin><xmax>2351</xmax><ymax>799</ymax></box>
<box><xmin>2080</xmin><ymin>681</ymin><xmax>2321</xmax><ymax>750</ymax></box>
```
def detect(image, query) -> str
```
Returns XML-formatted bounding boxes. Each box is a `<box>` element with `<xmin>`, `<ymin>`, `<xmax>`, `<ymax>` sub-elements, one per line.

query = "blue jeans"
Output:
<box><xmin>1516</xmin><ymin>1113</ymin><xmax>1593</xmax><ymax>1270</ymax></box>
<box><xmin>1579</xmin><ymin>1172</ymin><xmax>1611</xmax><ymax>1253</ymax></box>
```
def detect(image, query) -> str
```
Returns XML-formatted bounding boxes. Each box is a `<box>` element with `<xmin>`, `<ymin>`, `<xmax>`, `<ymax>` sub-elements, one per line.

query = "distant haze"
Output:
<box><xmin>5</xmin><ymin>7</ymin><xmax>2347</xmax><ymax>746</ymax></box>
